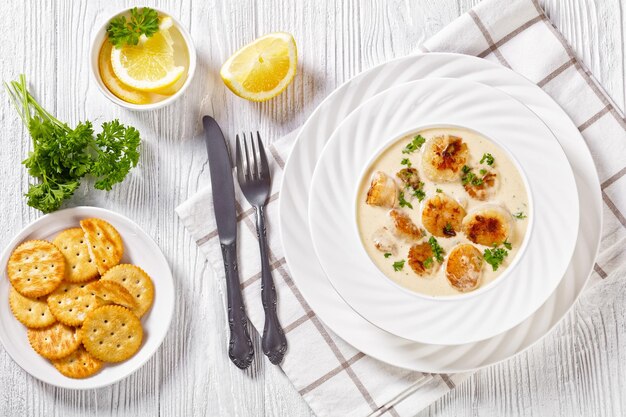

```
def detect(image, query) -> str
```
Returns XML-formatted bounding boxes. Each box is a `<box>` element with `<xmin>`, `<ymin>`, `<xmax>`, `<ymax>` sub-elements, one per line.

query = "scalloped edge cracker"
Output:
<box><xmin>53</xmin><ymin>228</ymin><xmax>99</xmax><ymax>283</ymax></box>
<box><xmin>27</xmin><ymin>322</ymin><xmax>81</xmax><ymax>360</ymax></box>
<box><xmin>7</xmin><ymin>240</ymin><xmax>65</xmax><ymax>298</ymax></box>
<box><xmin>101</xmin><ymin>264</ymin><xmax>154</xmax><ymax>317</ymax></box>
<box><xmin>52</xmin><ymin>347</ymin><xmax>103</xmax><ymax>378</ymax></box>
<box><xmin>9</xmin><ymin>287</ymin><xmax>57</xmax><ymax>328</ymax></box>
<box><xmin>81</xmin><ymin>305</ymin><xmax>143</xmax><ymax>362</ymax></box>
<box><xmin>80</xmin><ymin>218</ymin><xmax>123</xmax><ymax>275</ymax></box>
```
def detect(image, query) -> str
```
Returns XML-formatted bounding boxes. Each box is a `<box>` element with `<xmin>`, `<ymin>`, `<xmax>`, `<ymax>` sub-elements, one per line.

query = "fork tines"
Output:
<box><xmin>235</xmin><ymin>131</ymin><xmax>270</xmax><ymax>181</ymax></box>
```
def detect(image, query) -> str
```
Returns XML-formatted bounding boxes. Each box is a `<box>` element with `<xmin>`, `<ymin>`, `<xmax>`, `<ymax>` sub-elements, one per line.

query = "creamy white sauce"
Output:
<box><xmin>356</xmin><ymin>127</ymin><xmax>530</xmax><ymax>297</ymax></box>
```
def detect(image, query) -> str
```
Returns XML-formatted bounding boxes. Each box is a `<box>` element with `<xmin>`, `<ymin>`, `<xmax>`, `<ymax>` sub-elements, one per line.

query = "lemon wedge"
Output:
<box><xmin>110</xmin><ymin>17</ymin><xmax>185</xmax><ymax>93</ymax></box>
<box><xmin>220</xmin><ymin>32</ymin><xmax>297</xmax><ymax>102</ymax></box>
<box><xmin>99</xmin><ymin>41</ymin><xmax>150</xmax><ymax>104</ymax></box>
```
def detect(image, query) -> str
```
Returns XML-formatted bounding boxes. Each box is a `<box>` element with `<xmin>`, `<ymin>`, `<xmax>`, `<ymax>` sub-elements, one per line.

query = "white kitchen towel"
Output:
<box><xmin>176</xmin><ymin>0</ymin><xmax>626</xmax><ymax>416</ymax></box>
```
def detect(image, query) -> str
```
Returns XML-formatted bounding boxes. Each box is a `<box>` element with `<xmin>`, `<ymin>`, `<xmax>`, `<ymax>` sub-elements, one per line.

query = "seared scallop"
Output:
<box><xmin>366</xmin><ymin>171</ymin><xmax>398</xmax><ymax>208</ymax></box>
<box><xmin>389</xmin><ymin>209</ymin><xmax>423</xmax><ymax>242</ymax></box>
<box><xmin>408</xmin><ymin>242</ymin><xmax>437</xmax><ymax>276</ymax></box>
<box><xmin>463</xmin><ymin>167</ymin><xmax>499</xmax><ymax>201</ymax></box>
<box><xmin>421</xmin><ymin>135</ymin><xmax>469</xmax><ymax>182</ymax></box>
<box><xmin>421</xmin><ymin>194</ymin><xmax>466</xmax><ymax>237</ymax></box>
<box><xmin>445</xmin><ymin>244</ymin><xmax>484</xmax><ymax>292</ymax></box>
<box><xmin>372</xmin><ymin>227</ymin><xmax>397</xmax><ymax>255</ymax></box>
<box><xmin>396</xmin><ymin>167</ymin><xmax>421</xmax><ymax>190</ymax></box>
<box><xmin>462</xmin><ymin>205</ymin><xmax>513</xmax><ymax>246</ymax></box>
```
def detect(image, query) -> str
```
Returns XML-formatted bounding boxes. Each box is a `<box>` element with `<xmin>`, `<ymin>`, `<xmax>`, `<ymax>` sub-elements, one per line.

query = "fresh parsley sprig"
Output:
<box><xmin>393</xmin><ymin>260</ymin><xmax>405</xmax><ymax>271</ymax></box>
<box><xmin>428</xmin><ymin>236</ymin><xmax>444</xmax><ymax>263</ymax></box>
<box><xmin>398</xmin><ymin>191</ymin><xmax>413</xmax><ymax>209</ymax></box>
<box><xmin>402</xmin><ymin>135</ymin><xmax>426</xmax><ymax>154</ymax></box>
<box><xmin>107</xmin><ymin>7</ymin><xmax>160</xmax><ymax>47</ymax></box>
<box><xmin>4</xmin><ymin>75</ymin><xmax>141</xmax><ymax>213</ymax></box>
<box><xmin>461</xmin><ymin>165</ymin><xmax>484</xmax><ymax>186</ymax></box>
<box><xmin>513</xmin><ymin>211</ymin><xmax>527</xmax><ymax>219</ymax></box>
<box><xmin>480</xmin><ymin>153</ymin><xmax>495</xmax><ymax>166</ymax></box>
<box><xmin>483</xmin><ymin>247</ymin><xmax>508</xmax><ymax>271</ymax></box>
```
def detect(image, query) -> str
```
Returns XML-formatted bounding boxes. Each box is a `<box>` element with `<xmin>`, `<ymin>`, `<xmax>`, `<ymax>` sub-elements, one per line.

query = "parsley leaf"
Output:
<box><xmin>423</xmin><ymin>257</ymin><xmax>433</xmax><ymax>269</ymax></box>
<box><xmin>4</xmin><ymin>75</ymin><xmax>141</xmax><ymax>213</ymax></box>
<box><xmin>483</xmin><ymin>247</ymin><xmax>508</xmax><ymax>271</ymax></box>
<box><xmin>436</xmin><ymin>188</ymin><xmax>442</xmax><ymax>193</ymax></box>
<box><xmin>392</xmin><ymin>260</ymin><xmax>405</xmax><ymax>271</ymax></box>
<box><xmin>428</xmin><ymin>236</ymin><xmax>444</xmax><ymax>263</ymax></box>
<box><xmin>479</xmin><ymin>168</ymin><xmax>487</xmax><ymax>175</ymax></box>
<box><xmin>400</xmin><ymin>158</ymin><xmax>412</xmax><ymax>167</ymax></box>
<box><xmin>398</xmin><ymin>191</ymin><xmax>413</xmax><ymax>209</ymax></box>
<box><xmin>384</xmin><ymin>252</ymin><xmax>392</xmax><ymax>258</ymax></box>
<box><xmin>503</xmin><ymin>239</ymin><xmax>512</xmax><ymax>250</ymax></box>
<box><xmin>480</xmin><ymin>153</ymin><xmax>495</xmax><ymax>165</ymax></box>
<box><xmin>412</xmin><ymin>187</ymin><xmax>426</xmax><ymax>202</ymax></box>
<box><xmin>513</xmin><ymin>211</ymin><xmax>527</xmax><ymax>219</ymax></box>
<box><xmin>107</xmin><ymin>7</ymin><xmax>160</xmax><ymax>47</ymax></box>
<box><xmin>402</xmin><ymin>135</ymin><xmax>426</xmax><ymax>154</ymax></box>
<box><xmin>461</xmin><ymin>166</ymin><xmax>484</xmax><ymax>186</ymax></box>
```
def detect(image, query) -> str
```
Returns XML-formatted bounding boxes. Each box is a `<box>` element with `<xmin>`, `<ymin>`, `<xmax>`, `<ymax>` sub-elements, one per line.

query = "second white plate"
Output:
<box><xmin>309</xmin><ymin>77</ymin><xmax>579</xmax><ymax>345</ymax></box>
<box><xmin>280</xmin><ymin>53</ymin><xmax>601</xmax><ymax>372</ymax></box>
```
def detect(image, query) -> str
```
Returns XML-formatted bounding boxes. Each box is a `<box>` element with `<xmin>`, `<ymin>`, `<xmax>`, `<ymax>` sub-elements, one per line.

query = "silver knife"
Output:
<box><xmin>203</xmin><ymin>115</ymin><xmax>254</xmax><ymax>370</ymax></box>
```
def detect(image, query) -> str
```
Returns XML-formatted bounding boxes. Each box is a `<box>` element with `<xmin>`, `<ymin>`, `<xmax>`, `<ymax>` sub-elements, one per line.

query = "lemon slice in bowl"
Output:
<box><xmin>220</xmin><ymin>32</ymin><xmax>297</xmax><ymax>102</ymax></box>
<box><xmin>110</xmin><ymin>17</ymin><xmax>185</xmax><ymax>93</ymax></box>
<box><xmin>99</xmin><ymin>41</ymin><xmax>150</xmax><ymax>104</ymax></box>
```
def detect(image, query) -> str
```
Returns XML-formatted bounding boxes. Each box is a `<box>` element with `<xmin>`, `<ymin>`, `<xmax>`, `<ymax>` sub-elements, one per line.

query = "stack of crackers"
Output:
<box><xmin>6</xmin><ymin>218</ymin><xmax>154</xmax><ymax>379</ymax></box>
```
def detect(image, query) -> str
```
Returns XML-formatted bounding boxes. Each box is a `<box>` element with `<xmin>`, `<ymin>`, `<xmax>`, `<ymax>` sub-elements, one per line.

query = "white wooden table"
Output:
<box><xmin>0</xmin><ymin>0</ymin><xmax>624</xmax><ymax>416</ymax></box>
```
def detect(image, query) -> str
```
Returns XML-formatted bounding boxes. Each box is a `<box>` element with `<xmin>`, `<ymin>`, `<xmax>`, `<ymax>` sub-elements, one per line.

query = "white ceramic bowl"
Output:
<box><xmin>0</xmin><ymin>207</ymin><xmax>175</xmax><ymax>389</ymax></box>
<box><xmin>89</xmin><ymin>8</ymin><xmax>197</xmax><ymax>111</ymax></box>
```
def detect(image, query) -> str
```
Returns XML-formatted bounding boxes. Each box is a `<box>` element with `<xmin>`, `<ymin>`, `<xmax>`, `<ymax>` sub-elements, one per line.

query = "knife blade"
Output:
<box><xmin>202</xmin><ymin>115</ymin><xmax>254</xmax><ymax>369</ymax></box>
<box><xmin>203</xmin><ymin>116</ymin><xmax>237</xmax><ymax>243</ymax></box>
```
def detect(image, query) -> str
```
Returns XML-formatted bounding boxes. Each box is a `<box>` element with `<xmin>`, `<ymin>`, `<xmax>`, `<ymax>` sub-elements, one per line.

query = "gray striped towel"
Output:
<box><xmin>176</xmin><ymin>0</ymin><xmax>626</xmax><ymax>415</ymax></box>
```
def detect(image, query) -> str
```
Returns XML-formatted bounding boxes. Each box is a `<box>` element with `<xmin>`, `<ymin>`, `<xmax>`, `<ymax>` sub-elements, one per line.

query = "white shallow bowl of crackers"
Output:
<box><xmin>0</xmin><ymin>206</ymin><xmax>174</xmax><ymax>389</ymax></box>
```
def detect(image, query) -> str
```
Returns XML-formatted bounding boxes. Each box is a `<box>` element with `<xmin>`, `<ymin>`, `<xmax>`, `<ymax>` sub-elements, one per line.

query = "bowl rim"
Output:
<box><xmin>88</xmin><ymin>7</ymin><xmax>197</xmax><ymax>111</ymax></box>
<box><xmin>352</xmin><ymin>123</ymin><xmax>535</xmax><ymax>302</ymax></box>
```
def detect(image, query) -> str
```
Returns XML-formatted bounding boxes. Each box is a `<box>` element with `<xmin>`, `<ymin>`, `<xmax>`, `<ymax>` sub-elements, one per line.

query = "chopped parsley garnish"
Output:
<box><xmin>428</xmin><ymin>236</ymin><xmax>444</xmax><ymax>263</ymax></box>
<box><xmin>384</xmin><ymin>252</ymin><xmax>392</xmax><ymax>258</ymax></box>
<box><xmin>398</xmin><ymin>191</ymin><xmax>413</xmax><ymax>209</ymax></box>
<box><xmin>503</xmin><ymin>239</ymin><xmax>512</xmax><ymax>250</ymax></box>
<box><xmin>483</xmin><ymin>247</ymin><xmax>508</xmax><ymax>271</ymax></box>
<box><xmin>400</xmin><ymin>158</ymin><xmax>412</xmax><ymax>167</ymax></box>
<box><xmin>479</xmin><ymin>168</ymin><xmax>487</xmax><ymax>175</ymax></box>
<box><xmin>461</xmin><ymin>166</ymin><xmax>484</xmax><ymax>186</ymax></box>
<box><xmin>412</xmin><ymin>187</ymin><xmax>426</xmax><ymax>202</ymax></box>
<box><xmin>480</xmin><ymin>153</ymin><xmax>495</xmax><ymax>166</ymax></box>
<box><xmin>513</xmin><ymin>211</ymin><xmax>527</xmax><ymax>219</ymax></box>
<box><xmin>423</xmin><ymin>257</ymin><xmax>433</xmax><ymax>269</ymax></box>
<box><xmin>402</xmin><ymin>135</ymin><xmax>426</xmax><ymax>154</ymax></box>
<box><xmin>436</xmin><ymin>188</ymin><xmax>442</xmax><ymax>193</ymax></box>
<box><xmin>393</xmin><ymin>260</ymin><xmax>405</xmax><ymax>271</ymax></box>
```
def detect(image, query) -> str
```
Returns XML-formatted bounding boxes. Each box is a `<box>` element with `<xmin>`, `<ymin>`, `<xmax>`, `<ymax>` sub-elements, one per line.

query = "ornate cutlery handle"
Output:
<box><xmin>255</xmin><ymin>206</ymin><xmax>288</xmax><ymax>364</ymax></box>
<box><xmin>221</xmin><ymin>242</ymin><xmax>254</xmax><ymax>369</ymax></box>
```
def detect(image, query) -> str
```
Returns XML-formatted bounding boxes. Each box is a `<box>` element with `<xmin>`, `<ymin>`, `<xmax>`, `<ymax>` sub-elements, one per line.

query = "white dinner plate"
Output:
<box><xmin>309</xmin><ymin>77</ymin><xmax>578</xmax><ymax>345</ymax></box>
<box><xmin>0</xmin><ymin>206</ymin><xmax>175</xmax><ymax>389</ymax></box>
<box><xmin>279</xmin><ymin>53</ymin><xmax>602</xmax><ymax>372</ymax></box>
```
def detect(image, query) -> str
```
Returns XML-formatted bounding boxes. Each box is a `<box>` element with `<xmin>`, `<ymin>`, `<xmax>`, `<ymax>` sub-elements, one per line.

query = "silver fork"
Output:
<box><xmin>235</xmin><ymin>132</ymin><xmax>287</xmax><ymax>365</ymax></box>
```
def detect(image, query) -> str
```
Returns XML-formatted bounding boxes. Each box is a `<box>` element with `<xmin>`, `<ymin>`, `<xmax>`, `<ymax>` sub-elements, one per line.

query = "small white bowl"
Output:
<box><xmin>89</xmin><ymin>8</ymin><xmax>197</xmax><ymax>111</ymax></box>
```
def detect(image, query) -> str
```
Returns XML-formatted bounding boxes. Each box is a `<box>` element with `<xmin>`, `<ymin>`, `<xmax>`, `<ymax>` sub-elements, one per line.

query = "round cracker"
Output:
<box><xmin>81</xmin><ymin>305</ymin><xmax>143</xmax><ymax>362</ymax></box>
<box><xmin>52</xmin><ymin>280</ymin><xmax>96</xmax><ymax>297</ymax></box>
<box><xmin>48</xmin><ymin>285</ymin><xmax>102</xmax><ymax>326</ymax></box>
<box><xmin>52</xmin><ymin>346</ymin><xmax>103</xmax><ymax>379</ymax></box>
<box><xmin>87</xmin><ymin>280</ymin><xmax>137</xmax><ymax>310</ymax></box>
<box><xmin>80</xmin><ymin>218</ymin><xmax>123</xmax><ymax>275</ymax></box>
<box><xmin>7</xmin><ymin>240</ymin><xmax>65</xmax><ymax>298</ymax></box>
<box><xmin>53</xmin><ymin>228</ymin><xmax>99</xmax><ymax>283</ymax></box>
<box><xmin>101</xmin><ymin>265</ymin><xmax>154</xmax><ymax>317</ymax></box>
<box><xmin>9</xmin><ymin>287</ymin><xmax>57</xmax><ymax>328</ymax></box>
<box><xmin>27</xmin><ymin>322</ymin><xmax>81</xmax><ymax>360</ymax></box>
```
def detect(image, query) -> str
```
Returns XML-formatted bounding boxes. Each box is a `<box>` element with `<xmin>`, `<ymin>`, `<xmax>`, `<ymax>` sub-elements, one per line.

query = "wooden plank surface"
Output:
<box><xmin>0</xmin><ymin>0</ymin><xmax>623</xmax><ymax>416</ymax></box>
